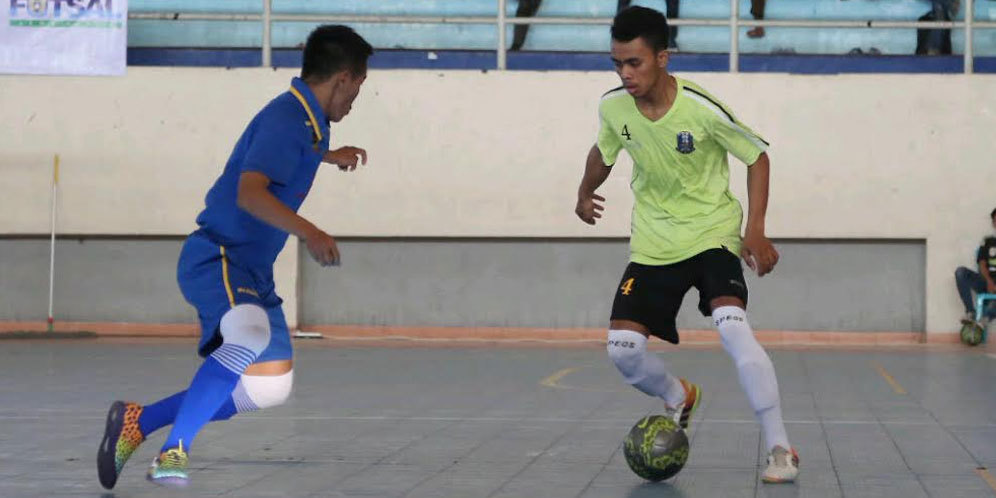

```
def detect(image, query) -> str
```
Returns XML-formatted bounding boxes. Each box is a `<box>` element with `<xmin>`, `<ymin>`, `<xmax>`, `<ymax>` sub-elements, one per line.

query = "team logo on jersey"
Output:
<box><xmin>676</xmin><ymin>131</ymin><xmax>695</xmax><ymax>154</ymax></box>
<box><xmin>989</xmin><ymin>246</ymin><xmax>996</xmax><ymax>257</ymax></box>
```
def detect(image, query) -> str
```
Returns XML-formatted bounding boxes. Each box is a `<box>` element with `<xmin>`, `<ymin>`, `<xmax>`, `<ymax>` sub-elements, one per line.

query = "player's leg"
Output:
<box><xmin>694</xmin><ymin>249</ymin><xmax>797</xmax><ymax>483</ymax></box>
<box><xmin>98</xmin><ymin>362</ymin><xmax>292</xmax><ymax>489</ymax></box>
<box><xmin>139</xmin><ymin>289</ymin><xmax>294</xmax><ymax>434</ymax></box>
<box><xmin>144</xmin><ymin>303</ymin><xmax>271</xmax><ymax>487</ymax></box>
<box><xmin>607</xmin><ymin>263</ymin><xmax>701</xmax><ymax>429</ymax></box>
<box><xmin>145</xmin><ymin>306</ymin><xmax>294</xmax><ymax>487</ymax></box>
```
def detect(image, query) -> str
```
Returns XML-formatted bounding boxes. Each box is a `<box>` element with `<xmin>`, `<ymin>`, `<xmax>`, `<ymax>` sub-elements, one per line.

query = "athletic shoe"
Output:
<box><xmin>147</xmin><ymin>442</ymin><xmax>189</xmax><ymax>488</ymax></box>
<box><xmin>668</xmin><ymin>378</ymin><xmax>701</xmax><ymax>431</ymax></box>
<box><xmin>762</xmin><ymin>445</ymin><xmax>800</xmax><ymax>483</ymax></box>
<box><xmin>97</xmin><ymin>401</ymin><xmax>145</xmax><ymax>489</ymax></box>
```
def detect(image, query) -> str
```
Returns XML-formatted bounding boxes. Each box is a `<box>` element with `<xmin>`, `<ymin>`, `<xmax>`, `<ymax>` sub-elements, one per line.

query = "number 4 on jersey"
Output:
<box><xmin>621</xmin><ymin>125</ymin><xmax>632</xmax><ymax>141</ymax></box>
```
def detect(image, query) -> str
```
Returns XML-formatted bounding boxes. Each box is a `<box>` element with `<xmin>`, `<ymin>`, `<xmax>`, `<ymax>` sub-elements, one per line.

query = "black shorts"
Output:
<box><xmin>609</xmin><ymin>248</ymin><xmax>748</xmax><ymax>344</ymax></box>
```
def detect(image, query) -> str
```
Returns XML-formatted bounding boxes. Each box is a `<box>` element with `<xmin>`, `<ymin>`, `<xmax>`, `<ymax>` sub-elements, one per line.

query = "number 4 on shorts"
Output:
<box><xmin>620</xmin><ymin>278</ymin><xmax>635</xmax><ymax>296</ymax></box>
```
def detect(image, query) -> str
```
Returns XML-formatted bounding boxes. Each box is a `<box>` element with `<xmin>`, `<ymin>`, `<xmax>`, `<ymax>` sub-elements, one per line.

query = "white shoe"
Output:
<box><xmin>762</xmin><ymin>445</ymin><xmax>799</xmax><ymax>483</ymax></box>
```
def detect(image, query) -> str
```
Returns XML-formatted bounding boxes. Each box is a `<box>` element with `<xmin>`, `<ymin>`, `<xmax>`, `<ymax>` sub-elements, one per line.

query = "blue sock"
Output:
<box><xmin>161</xmin><ymin>356</ymin><xmax>243</xmax><ymax>452</ymax></box>
<box><xmin>138</xmin><ymin>390</ymin><xmax>237</xmax><ymax>436</ymax></box>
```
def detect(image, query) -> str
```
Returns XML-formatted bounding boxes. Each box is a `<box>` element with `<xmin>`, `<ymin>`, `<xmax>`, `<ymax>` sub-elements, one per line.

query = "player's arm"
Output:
<box><xmin>577</xmin><ymin>102</ymin><xmax>623</xmax><ymax>225</ymax></box>
<box><xmin>323</xmin><ymin>146</ymin><xmax>367</xmax><ymax>172</ymax></box>
<box><xmin>743</xmin><ymin>152</ymin><xmax>778</xmax><ymax>277</ymax></box>
<box><xmin>575</xmin><ymin>144</ymin><xmax>611</xmax><ymax>225</ymax></box>
<box><xmin>706</xmin><ymin>102</ymin><xmax>778</xmax><ymax>276</ymax></box>
<box><xmin>237</xmin><ymin>171</ymin><xmax>340</xmax><ymax>266</ymax></box>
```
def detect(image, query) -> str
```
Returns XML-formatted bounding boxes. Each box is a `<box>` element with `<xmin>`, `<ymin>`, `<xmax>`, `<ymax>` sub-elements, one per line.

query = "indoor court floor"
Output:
<box><xmin>1</xmin><ymin>338</ymin><xmax>994</xmax><ymax>498</ymax></box>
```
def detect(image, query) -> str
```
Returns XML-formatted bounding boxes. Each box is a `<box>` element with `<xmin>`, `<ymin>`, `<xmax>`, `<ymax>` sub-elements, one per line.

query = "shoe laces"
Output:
<box><xmin>769</xmin><ymin>446</ymin><xmax>792</xmax><ymax>467</ymax></box>
<box><xmin>160</xmin><ymin>441</ymin><xmax>188</xmax><ymax>468</ymax></box>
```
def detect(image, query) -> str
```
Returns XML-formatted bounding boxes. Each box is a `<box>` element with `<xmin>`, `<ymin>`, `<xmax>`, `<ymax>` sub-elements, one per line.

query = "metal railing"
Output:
<box><xmin>129</xmin><ymin>0</ymin><xmax>989</xmax><ymax>74</ymax></box>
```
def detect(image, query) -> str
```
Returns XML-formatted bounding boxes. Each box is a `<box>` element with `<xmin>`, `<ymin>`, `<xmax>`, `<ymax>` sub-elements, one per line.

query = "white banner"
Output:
<box><xmin>0</xmin><ymin>0</ymin><xmax>127</xmax><ymax>76</ymax></box>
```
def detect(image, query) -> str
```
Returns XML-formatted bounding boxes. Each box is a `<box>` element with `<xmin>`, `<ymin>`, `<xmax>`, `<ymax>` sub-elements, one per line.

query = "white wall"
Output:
<box><xmin>1</xmin><ymin>68</ymin><xmax>993</xmax><ymax>333</ymax></box>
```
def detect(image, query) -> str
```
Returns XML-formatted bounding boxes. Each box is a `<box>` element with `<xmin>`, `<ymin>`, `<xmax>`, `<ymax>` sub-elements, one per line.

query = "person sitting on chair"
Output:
<box><xmin>955</xmin><ymin>207</ymin><xmax>996</xmax><ymax>323</ymax></box>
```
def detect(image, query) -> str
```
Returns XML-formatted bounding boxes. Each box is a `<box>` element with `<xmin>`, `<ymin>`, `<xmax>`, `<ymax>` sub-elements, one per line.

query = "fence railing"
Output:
<box><xmin>129</xmin><ymin>0</ymin><xmax>989</xmax><ymax>74</ymax></box>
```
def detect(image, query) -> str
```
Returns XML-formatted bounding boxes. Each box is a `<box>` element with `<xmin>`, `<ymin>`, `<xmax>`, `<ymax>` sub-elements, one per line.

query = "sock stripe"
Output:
<box><xmin>210</xmin><ymin>344</ymin><xmax>258</xmax><ymax>374</ymax></box>
<box><xmin>219</xmin><ymin>343</ymin><xmax>256</xmax><ymax>361</ymax></box>
<box><xmin>231</xmin><ymin>382</ymin><xmax>259</xmax><ymax>413</ymax></box>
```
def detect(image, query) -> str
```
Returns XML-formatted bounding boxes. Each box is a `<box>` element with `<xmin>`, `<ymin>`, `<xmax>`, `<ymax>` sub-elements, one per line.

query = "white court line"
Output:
<box><xmin>986</xmin><ymin>353</ymin><xmax>996</xmax><ymax>360</ymax></box>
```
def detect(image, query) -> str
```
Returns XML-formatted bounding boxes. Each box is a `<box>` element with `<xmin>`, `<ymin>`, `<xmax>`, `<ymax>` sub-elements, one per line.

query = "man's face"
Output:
<box><xmin>610</xmin><ymin>37</ymin><xmax>668</xmax><ymax>99</ymax></box>
<box><xmin>327</xmin><ymin>69</ymin><xmax>366</xmax><ymax>123</ymax></box>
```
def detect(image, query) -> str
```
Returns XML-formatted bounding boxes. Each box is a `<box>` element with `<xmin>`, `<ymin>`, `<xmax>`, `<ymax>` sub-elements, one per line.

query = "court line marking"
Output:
<box><xmin>538</xmin><ymin>366</ymin><xmax>625</xmax><ymax>392</ymax></box>
<box><xmin>986</xmin><ymin>353</ymin><xmax>996</xmax><ymax>361</ymax></box>
<box><xmin>975</xmin><ymin>467</ymin><xmax>996</xmax><ymax>494</ymax></box>
<box><xmin>871</xmin><ymin>361</ymin><xmax>907</xmax><ymax>395</ymax></box>
<box><xmin>539</xmin><ymin>366</ymin><xmax>582</xmax><ymax>389</ymax></box>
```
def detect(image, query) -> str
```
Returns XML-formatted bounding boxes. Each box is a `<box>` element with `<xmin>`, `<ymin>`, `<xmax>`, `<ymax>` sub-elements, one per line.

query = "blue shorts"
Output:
<box><xmin>176</xmin><ymin>231</ymin><xmax>293</xmax><ymax>362</ymax></box>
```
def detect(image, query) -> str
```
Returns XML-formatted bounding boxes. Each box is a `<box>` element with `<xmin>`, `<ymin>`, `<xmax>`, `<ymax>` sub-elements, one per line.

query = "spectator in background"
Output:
<box><xmin>618</xmin><ymin>1</ymin><xmax>680</xmax><ymax>49</ymax></box>
<box><xmin>917</xmin><ymin>0</ymin><xmax>960</xmax><ymax>55</ymax></box>
<box><xmin>510</xmin><ymin>0</ymin><xmax>542</xmax><ymax>51</ymax></box>
<box><xmin>955</xmin><ymin>207</ymin><xmax>996</xmax><ymax>323</ymax></box>
<box><xmin>747</xmin><ymin>0</ymin><xmax>766</xmax><ymax>39</ymax></box>
<box><xmin>512</xmin><ymin>1</ymin><xmax>681</xmax><ymax>52</ymax></box>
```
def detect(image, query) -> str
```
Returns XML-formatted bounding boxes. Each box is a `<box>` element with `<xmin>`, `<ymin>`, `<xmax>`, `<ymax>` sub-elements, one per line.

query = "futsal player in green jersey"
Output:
<box><xmin>575</xmin><ymin>6</ymin><xmax>798</xmax><ymax>482</ymax></box>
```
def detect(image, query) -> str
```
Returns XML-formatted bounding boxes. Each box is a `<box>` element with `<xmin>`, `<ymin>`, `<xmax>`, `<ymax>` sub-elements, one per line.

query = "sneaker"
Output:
<box><xmin>762</xmin><ymin>445</ymin><xmax>800</xmax><ymax>483</ymax></box>
<box><xmin>666</xmin><ymin>378</ymin><xmax>701</xmax><ymax>431</ymax></box>
<box><xmin>147</xmin><ymin>442</ymin><xmax>190</xmax><ymax>488</ymax></box>
<box><xmin>97</xmin><ymin>401</ymin><xmax>145</xmax><ymax>490</ymax></box>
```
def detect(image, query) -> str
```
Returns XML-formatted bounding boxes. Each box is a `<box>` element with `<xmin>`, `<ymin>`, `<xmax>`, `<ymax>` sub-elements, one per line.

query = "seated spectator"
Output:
<box><xmin>510</xmin><ymin>0</ymin><xmax>542</xmax><ymax>52</ymax></box>
<box><xmin>916</xmin><ymin>0</ymin><xmax>959</xmax><ymax>55</ymax></box>
<box><xmin>955</xmin><ymin>207</ymin><xmax>996</xmax><ymax>323</ymax></box>
<box><xmin>747</xmin><ymin>0</ymin><xmax>766</xmax><ymax>39</ymax></box>
<box><xmin>618</xmin><ymin>0</ymin><xmax>679</xmax><ymax>49</ymax></box>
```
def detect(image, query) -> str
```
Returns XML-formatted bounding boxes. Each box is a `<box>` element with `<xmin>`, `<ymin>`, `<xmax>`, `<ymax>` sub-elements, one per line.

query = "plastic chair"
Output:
<box><xmin>975</xmin><ymin>293</ymin><xmax>996</xmax><ymax>322</ymax></box>
<box><xmin>974</xmin><ymin>293</ymin><xmax>996</xmax><ymax>343</ymax></box>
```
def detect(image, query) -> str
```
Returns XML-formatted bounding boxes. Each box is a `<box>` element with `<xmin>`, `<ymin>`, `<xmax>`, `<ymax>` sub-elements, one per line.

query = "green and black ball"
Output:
<box><xmin>623</xmin><ymin>415</ymin><xmax>690</xmax><ymax>482</ymax></box>
<box><xmin>961</xmin><ymin>320</ymin><xmax>985</xmax><ymax>346</ymax></box>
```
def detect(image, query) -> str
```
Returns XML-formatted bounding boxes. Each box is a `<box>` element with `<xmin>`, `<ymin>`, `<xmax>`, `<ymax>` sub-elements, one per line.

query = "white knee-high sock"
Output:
<box><xmin>607</xmin><ymin>329</ymin><xmax>685</xmax><ymax>407</ymax></box>
<box><xmin>713</xmin><ymin>306</ymin><xmax>790</xmax><ymax>452</ymax></box>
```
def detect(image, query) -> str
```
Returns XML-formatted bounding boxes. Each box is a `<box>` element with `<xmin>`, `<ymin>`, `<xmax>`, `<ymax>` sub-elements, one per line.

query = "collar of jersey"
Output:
<box><xmin>289</xmin><ymin>77</ymin><xmax>327</xmax><ymax>146</ymax></box>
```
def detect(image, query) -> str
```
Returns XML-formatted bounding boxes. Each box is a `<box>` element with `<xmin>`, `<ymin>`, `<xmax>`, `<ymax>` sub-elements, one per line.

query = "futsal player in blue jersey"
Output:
<box><xmin>97</xmin><ymin>25</ymin><xmax>373</xmax><ymax>489</ymax></box>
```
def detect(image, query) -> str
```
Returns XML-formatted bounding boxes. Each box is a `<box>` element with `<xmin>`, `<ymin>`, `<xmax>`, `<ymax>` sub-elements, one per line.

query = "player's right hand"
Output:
<box><xmin>303</xmin><ymin>227</ymin><xmax>340</xmax><ymax>267</ymax></box>
<box><xmin>575</xmin><ymin>193</ymin><xmax>605</xmax><ymax>225</ymax></box>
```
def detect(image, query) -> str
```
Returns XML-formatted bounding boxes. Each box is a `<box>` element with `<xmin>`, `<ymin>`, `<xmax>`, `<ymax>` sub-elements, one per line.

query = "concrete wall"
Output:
<box><xmin>1</xmin><ymin>67</ymin><xmax>993</xmax><ymax>334</ymax></box>
<box><xmin>0</xmin><ymin>238</ymin><xmax>193</xmax><ymax>322</ymax></box>
<box><xmin>299</xmin><ymin>239</ymin><xmax>925</xmax><ymax>332</ymax></box>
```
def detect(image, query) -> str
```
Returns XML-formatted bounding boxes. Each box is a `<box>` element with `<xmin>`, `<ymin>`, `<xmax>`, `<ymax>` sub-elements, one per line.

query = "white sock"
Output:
<box><xmin>713</xmin><ymin>306</ymin><xmax>790</xmax><ymax>452</ymax></box>
<box><xmin>607</xmin><ymin>329</ymin><xmax>685</xmax><ymax>407</ymax></box>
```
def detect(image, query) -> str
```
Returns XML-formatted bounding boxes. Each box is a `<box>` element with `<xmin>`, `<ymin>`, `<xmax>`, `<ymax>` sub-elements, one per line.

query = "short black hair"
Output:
<box><xmin>991</xmin><ymin>207</ymin><xmax>996</xmax><ymax>219</ymax></box>
<box><xmin>611</xmin><ymin>6</ymin><xmax>670</xmax><ymax>52</ymax></box>
<box><xmin>301</xmin><ymin>25</ymin><xmax>373</xmax><ymax>81</ymax></box>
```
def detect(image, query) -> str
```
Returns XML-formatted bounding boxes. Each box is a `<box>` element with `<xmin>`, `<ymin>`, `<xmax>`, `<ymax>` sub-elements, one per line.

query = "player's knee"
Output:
<box><xmin>607</xmin><ymin>329</ymin><xmax>648</xmax><ymax>385</ymax></box>
<box><xmin>240</xmin><ymin>369</ymin><xmax>293</xmax><ymax>411</ymax></box>
<box><xmin>219</xmin><ymin>304</ymin><xmax>271</xmax><ymax>356</ymax></box>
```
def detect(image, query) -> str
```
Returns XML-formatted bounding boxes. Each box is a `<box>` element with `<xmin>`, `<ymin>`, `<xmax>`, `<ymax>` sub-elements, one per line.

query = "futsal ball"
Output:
<box><xmin>623</xmin><ymin>415</ymin><xmax>689</xmax><ymax>482</ymax></box>
<box><xmin>960</xmin><ymin>320</ymin><xmax>984</xmax><ymax>346</ymax></box>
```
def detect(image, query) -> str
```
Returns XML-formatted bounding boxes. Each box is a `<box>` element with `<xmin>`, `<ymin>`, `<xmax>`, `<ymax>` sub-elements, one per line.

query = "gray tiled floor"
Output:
<box><xmin>1</xmin><ymin>341</ymin><xmax>995</xmax><ymax>497</ymax></box>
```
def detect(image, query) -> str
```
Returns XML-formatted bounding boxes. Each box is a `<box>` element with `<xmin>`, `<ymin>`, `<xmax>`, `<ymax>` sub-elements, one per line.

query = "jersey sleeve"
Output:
<box><xmin>706</xmin><ymin>104</ymin><xmax>769</xmax><ymax>166</ymax></box>
<box><xmin>979</xmin><ymin>245</ymin><xmax>987</xmax><ymax>263</ymax></box>
<box><xmin>241</xmin><ymin>113</ymin><xmax>306</xmax><ymax>186</ymax></box>
<box><xmin>596</xmin><ymin>102</ymin><xmax>623</xmax><ymax>167</ymax></box>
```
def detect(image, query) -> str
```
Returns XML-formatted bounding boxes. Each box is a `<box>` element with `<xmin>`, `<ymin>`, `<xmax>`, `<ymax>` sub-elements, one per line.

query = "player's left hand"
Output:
<box><xmin>324</xmin><ymin>146</ymin><xmax>368</xmax><ymax>171</ymax></box>
<box><xmin>742</xmin><ymin>232</ymin><xmax>779</xmax><ymax>277</ymax></box>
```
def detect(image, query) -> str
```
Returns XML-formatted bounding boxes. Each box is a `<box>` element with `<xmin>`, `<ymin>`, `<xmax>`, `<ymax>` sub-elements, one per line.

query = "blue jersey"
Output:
<box><xmin>194</xmin><ymin>77</ymin><xmax>331</xmax><ymax>271</ymax></box>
